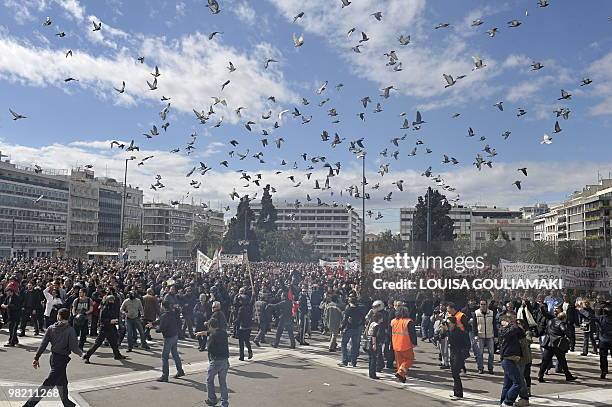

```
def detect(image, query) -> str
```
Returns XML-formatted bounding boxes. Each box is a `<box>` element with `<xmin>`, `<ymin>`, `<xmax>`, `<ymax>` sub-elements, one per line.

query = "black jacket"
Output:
<box><xmin>156</xmin><ymin>311</ymin><xmax>179</xmax><ymax>338</ymax></box>
<box><xmin>499</xmin><ymin>324</ymin><xmax>524</xmax><ymax>359</ymax></box>
<box><xmin>448</xmin><ymin>328</ymin><xmax>470</xmax><ymax>357</ymax></box>
<box><xmin>236</xmin><ymin>304</ymin><xmax>253</xmax><ymax>331</ymax></box>
<box><xmin>340</xmin><ymin>305</ymin><xmax>364</xmax><ymax>331</ymax></box>
<box><xmin>208</xmin><ymin>309</ymin><xmax>228</xmax><ymax>331</ymax></box>
<box><xmin>270</xmin><ymin>299</ymin><xmax>293</xmax><ymax>322</ymax></box>
<box><xmin>207</xmin><ymin>329</ymin><xmax>229</xmax><ymax>360</ymax></box>
<box><xmin>596</xmin><ymin>314</ymin><xmax>612</xmax><ymax>344</ymax></box>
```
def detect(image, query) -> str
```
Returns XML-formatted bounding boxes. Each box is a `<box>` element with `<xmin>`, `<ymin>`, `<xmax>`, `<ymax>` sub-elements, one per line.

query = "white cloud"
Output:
<box><xmin>175</xmin><ymin>2</ymin><xmax>186</xmax><ymax>17</ymax></box>
<box><xmin>2</xmin><ymin>0</ymin><xmax>47</xmax><ymax>24</ymax></box>
<box><xmin>588</xmin><ymin>52</ymin><xmax>612</xmax><ymax>116</ymax></box>
<box><xmin>233</xmin><ymin>1</ymin><xmax>256</xmax><ymax>26</ymax></box>
<box><xmin>55</xmin><ymin>0</ymin><xmax>85</xmax><ymax>21</ymax></box>
<box><xmin>266</xmin><ymin>0</ymin><xmax>500</xmax><ymax>106</ymax></box>
<box><xmin>0</xmin><ymin>31</ymin><xmax>297</xmax><ymax>123</ymax></box>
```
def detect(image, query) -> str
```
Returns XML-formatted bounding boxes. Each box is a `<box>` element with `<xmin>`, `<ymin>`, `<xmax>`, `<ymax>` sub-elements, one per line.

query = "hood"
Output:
<box><xmin>52</xmin><ymin>321</ymin><xmax>71</xmax><ymax>332</ymax></box>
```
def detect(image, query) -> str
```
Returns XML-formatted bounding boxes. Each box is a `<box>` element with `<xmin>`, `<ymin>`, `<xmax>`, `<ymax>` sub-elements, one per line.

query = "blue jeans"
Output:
<box><xmin>500</xmin><ymin>359</ymin><xmax>522</xmax><ymax>405</ymax></box>
<box><xmin>341</xmin><ymin>328</ymin><xmax>361</xmax><ymax>366</ymax></box>
<box><xmin>421</xmin><ymin>315</ymin><xmax>432</xmax><ymax>339</ymax></box>
<box><xmin>161</xmin><ymin>335</ymin><xmax>183</xmax><ymax>379</ymax></box>
<box><xmin>126</xmin><ymin>318</ymin><xmax>147</xmax><ymax>349</ymax></box>
<box><xmin>207</xmin><ymin>358</ymin><xmax>229</xmax><ymax>407</ymax></box>
<box><xmin>477</xmin><ymin>337</ymin><xmax>495</xmax><ymax>371</ymax></box>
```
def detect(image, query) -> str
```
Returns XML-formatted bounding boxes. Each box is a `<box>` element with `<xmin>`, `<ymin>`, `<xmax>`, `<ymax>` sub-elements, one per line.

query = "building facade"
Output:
<box><xmin>0</xmin><ymin>159</ymin><xmax>69</xmax><ymax>258</ymax></box>
<box><xmin>0</xmin><ymin>155</ymin><xmax>144</xmax><ymax>259</ymax></box>
<box><xmin>532</xmin><ymin>179</ymin><xmax>612</xmax><ymax>263</ymax></box>
<box><xmin>142</xmin><ymin>203</ymin><xmax>224</xmax><ymax>260</ymax></box>
<box><xmin>66</xmin><ymin>170</ymin><xmax>99</xmax><ymax>258</ymax></box>
<box><xmin>400</xmin><ymin>205</ymin><xmax>533</xmax><ymax>251</ymax></box>
<box><xmin>250</xmin><ymin>202</ymin><xmax>362</xmax><ymax>261</ymax></box>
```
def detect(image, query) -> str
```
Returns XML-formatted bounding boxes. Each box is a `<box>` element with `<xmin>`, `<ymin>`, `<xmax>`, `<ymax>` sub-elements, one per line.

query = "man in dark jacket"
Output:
<box><xmin>537</xmin><ymin>307</ymin><xmax>576</xmax><ymax>383</ymax></box>
<box><xmin>83</xmin><ymin>295</ymin><xmax>126</xmax><ymax>363</ymax></box>
<box><xmin>1</xmin><ymin>286</ymin><xmax>22</xmax><ymax>346</ymax></box>
<box><xmin>447</xmin><ymin>316</ymin><xmax>470</xmax><ymax>400</ymax></box>
<box><xmin>24</xmin><ymin>308</ymin><xmax>81</xmax><ymax>407</ymax></box>
<box><xmin>297</xmin><ymin>286</ymin><xmax>310</xmax><ymax>345</ymax></box>
<box><xmin>253</xmin><ymin>292</ymin><xmax>270</xmax><ymax>347</ymax></box>
<box><xmin>20</xmin><ymin>282</ymin><xmax>43</xmax><ymax>336</ymax></box>
<box><xmin>339</xmin><ymin>296</ymin><xmax>364</xmax><ymax>367</ymax></box>
<box><xmin>271</xmin><ymin>295</ymin><xmax>296</xmax><ymax>348</ymax></box>
<box><xmin>499</xmin><ymin>313</ymin><xmax>524</xmax><ymax>407</ymax></box>
<box><xmin>209</xmin><ymin>300</ymin><xmax>228</xmax><ymax>332</ymax></box>
<box><xmin>595</xmin><ymin>305</ymin><xmax>612</xmax><ymax>379</ymax></box>
<box><xmin>147</xmin><ymin>300</ymin><xmax>185</xmax><ymax>382</ymax></box>
<box><xmin>180</xmin><ymin>286</ymin><xmax>197</xmax><ymax>339</ymax></box>
<box><xmin>200</xmin><ymin>318</ymin><xmax>230</xmax><ymax>407</ymax></box>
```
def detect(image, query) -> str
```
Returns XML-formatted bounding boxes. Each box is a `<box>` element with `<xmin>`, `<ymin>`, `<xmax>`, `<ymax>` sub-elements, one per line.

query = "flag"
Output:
<box><xmin>197</xmin><ymin>250</ymin><xmax>213</xmax><ymax>273</ymax></box>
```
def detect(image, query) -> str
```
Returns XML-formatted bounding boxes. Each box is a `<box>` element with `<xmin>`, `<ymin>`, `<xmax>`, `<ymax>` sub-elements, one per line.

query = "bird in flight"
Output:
<box><xmin>92</xmin><ymin>20</ymin><xmax>102</xmax><ymax>31</ymax></box>
<box><xmin>9</xmin><ymin>109</ymin><xmax>27</xmax><ymax>120</ymax></box>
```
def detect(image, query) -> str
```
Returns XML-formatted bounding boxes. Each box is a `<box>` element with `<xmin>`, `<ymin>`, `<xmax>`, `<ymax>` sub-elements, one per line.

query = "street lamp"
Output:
<box><xmin>357</xmin><ymin>151</ymin><xmax>366</xmax><ymax>275</ymax></box>
<box><xmin>119</xmin><ymin>157</ymin><xmax>135</xmax><ymax>254</ymax></box>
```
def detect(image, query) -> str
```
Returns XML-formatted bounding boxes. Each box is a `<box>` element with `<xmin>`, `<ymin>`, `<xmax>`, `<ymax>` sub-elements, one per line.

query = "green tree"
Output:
<box><xmin>123</xmin><ymin>226</ymin><xmax>141</xmax><ymax>246</ymax></box>
<box><xmin>523</xmin><ymin>241</ymin><xmax>558</xmax><ymax>264</ymax></box>
<box><xmin>478</xmin><ymin>227</ymin><xmax>517</xmax><ymax>265</ymax></box>
<box><xmin>188</xmin><ymin>223</ymin><xmax>220</xmax><ymax>258</ymax></box>
<box><xmin>412</xmin><ymin>188</ymin><xmax>454</xmax><ymax>254</ymax></box>
<box><xmin>259</xmin><ymin>229</ymin><xmax>316</xmax><ymax>262</ymax></box>
<box><xmin>221</xmin><ymin>196</ymin><xmax>260</xmax><ymax>260</ymax></box>
<box><xmin>557</xmin><ymin>240</ymin><xmax>584</xmax><ymax>266</ymax></box>
<box><xmin>365</xmin><ymin>230</ymin><xmax>405</xmax><ymax>254</ymax></box>
<box><xmin>256</xmin><ymin>184</ymin><xmax>277</xmax><ymax>232</ymax></box>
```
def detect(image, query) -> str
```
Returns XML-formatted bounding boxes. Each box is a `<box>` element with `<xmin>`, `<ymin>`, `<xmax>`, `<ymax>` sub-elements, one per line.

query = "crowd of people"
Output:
<box><xmin>1</xmin><ymin>257</ymin><xmax>611</xmax><ymax>407</ymax></box>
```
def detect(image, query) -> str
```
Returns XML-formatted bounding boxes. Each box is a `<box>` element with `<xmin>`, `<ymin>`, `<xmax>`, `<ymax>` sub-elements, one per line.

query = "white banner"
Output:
<box><xmin>500</xmin><ymin>260</ymin><xmax>612</xmax><ymax>292</ymax></box>
<box><xmin>197</xmin><ymin>250</ymin><xmax>213</xmax><ymax>273</ymax></box>
<box><xmin>219</xmin><ymin>253</ymin><xmax>244</xmax><ymax>265</ymax></box>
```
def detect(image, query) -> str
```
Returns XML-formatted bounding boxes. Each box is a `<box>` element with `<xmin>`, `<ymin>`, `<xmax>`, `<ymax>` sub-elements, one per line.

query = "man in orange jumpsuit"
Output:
<box><xmin>390</xmin><ymin>306</ymin><xmax>418</xmax><ymax>383</ymax></box>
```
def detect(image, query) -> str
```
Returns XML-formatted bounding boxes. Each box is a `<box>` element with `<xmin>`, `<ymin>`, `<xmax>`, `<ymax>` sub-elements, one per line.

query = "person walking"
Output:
<box><xmin>473</xmin><ymin>299</ymin><xmax>497</xmax><ymax>374</ymax></box>
<box><xmin>499</xmin><ymin>313</ymin><xmax>524</xmax><ymax>407</ymax></box>
<box><xmin>194</xmin><ymin>293</ymin><xmax>212</xmax><ymax>351</ymax></box>
<box><xmin>71</xmin><ymin>288</ymin><xmax>93</xmax><ymax>350</ymax></box>
<box><xmin>121</xmin><ymin>291</ymin><xmax>149</xmax><ymax>352</ymax></box>
<box><xmin>142</xmin><ymin>288</ymin><xmax>160</xmax><ymax>341</ymax></box>
<box><xmin>516</xmin><ymin>319</ymin><xmax>533</xmax><ymax>406</ymax></box>
<box><xmin>271</xmin><ymin>294</ymin><xmax>296</xmax><ymax>349</ymax></box>
<box><xmin>366</xmin><ymin>311</ymin><xmax>384</xmax><ymax>379</ymax></box>
<box><xmin>253</xmin><ymin>292</ymin><xmax>270</xmax><ymax>347</ymax></box>
<box><xmin>24</xmin><ymin>308</ymin><xmax>81</xmax><ymax>407</ymax></box>
<box><xmin>390</xmin><ymin>306</ymin><xmax>417</xmax><ymax>383</ymax></box>
<box><xmin>19</xmin><ymin>282</ymin><xmax>43</xmax><ymax>337</ymax></box>
<box><xmin>82</xmin><ymin>295</ymin><xmax>126</xmax><ymax>363</ymax></box>
<box><xmin>325</xmin><ymin>295</ymin><xmax>343</xmax><ymax>352</ymax></box>
<box><xmin>593</xmin><ymin>304</ymin><xmax>612</xmax><ymax>379</ymax></box>
<box><xmin>1</xmin><ymin>285</ymin><xmax>22</xmax><ymax>346</ymax></box>
<box><xmin>236</xmin><ymin>294</ymin><xmax>253</xmax><ymax>361</ymax></box>
<box><xmin>199</xmin><ymin>318</ymin><xmax>230</xmax><ymax>407</ymax></box>
<box><xmin>578</xmin><ymin>300</ymin><xmax>598</xmax><ymax>356</ymax></box>
<box><xmin>538</xmin><ymin>307</ymin><xmax>576</xmax><ymax>383</ymax></box>
<box><xmin>447</xmin><ymin>316</ymin><xmax>470</xmax><ymax>400</ymax></box>
<box><xmin>147</xmin><ymin>300</ymin><xmax>185</xmax><ymax>382</ymax></box>
<box><xmin>339</xmin><ymin>296</ymin><xmax>364</xmax><ymax>367</ymax></box>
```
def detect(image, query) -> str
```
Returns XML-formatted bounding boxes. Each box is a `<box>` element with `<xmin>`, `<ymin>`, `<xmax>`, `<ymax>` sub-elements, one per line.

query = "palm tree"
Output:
<box><xmin>524</xmin><ymin>241</ymin><xmax>558</xmax><ymax>264</ymax></box>
<box><xmin>557</xmin><ymin>240</ymin><xmax>584</xmax><ymax>266</ymax></box>
<box><xmin>123</xmin><ymin>226</ymin><xmax>142</xmax><ymax>246</ymax></box>
<box><xmin>188</xmin><ymin>223</ymin><xmax>220</xmax><ymax>258</ymax></box>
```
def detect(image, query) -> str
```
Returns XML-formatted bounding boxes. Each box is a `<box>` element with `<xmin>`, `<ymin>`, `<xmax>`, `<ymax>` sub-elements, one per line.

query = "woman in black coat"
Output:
<box><xmin>236</xmin><ymin>295</ymin><xmax>253</xmax><ymax>361</ymax></box>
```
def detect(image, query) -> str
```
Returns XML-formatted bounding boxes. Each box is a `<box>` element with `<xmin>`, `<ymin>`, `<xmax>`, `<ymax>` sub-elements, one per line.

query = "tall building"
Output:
<box><xmin>0</xmin><ymin>154</ymin><xmax>143</xmax><ymax>258</ymax></box>
<box><xmin>520</xmin><ymin>203</ymin><xmax>550</xmax><ymax>219</ymax></box>
<box><xmin>66</xmin><ymin>169</ymin><xmax>99</xmax><ymax>258</ymax></box>
<box><xmin>533</xmin><ymin>179</ymin><xmax>612</xmax><ymax>262</ymax></box>
<box><xmin>400</xmin><ymin>205</ymin><xmax>533</xmax><ymax>251</ymax></box>
<box><xmin>250</xmin><ymin>201</ymin><xmax>362</xmax><ymax>261</ymax></box>
<box><xmin>95</xmin><ymin>177</ymin><xmax>143</xmax><ymax>250</ymax></box>
<box><xmin>142</xmin><ymin>203</ymin><xmax>224</xmax><ymax>260</ymax></box>
<box><xmin>0</xmin><ymin>158</ymin><xmax>69</xmax><ymax>258</ymax></box>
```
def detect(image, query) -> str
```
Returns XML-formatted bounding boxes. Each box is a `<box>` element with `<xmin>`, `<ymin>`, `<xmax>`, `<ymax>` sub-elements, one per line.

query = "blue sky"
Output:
<box><xmin>0</xmin><ymin>0</ymin><xmax>611</xmax><ymax>232</ymax></box>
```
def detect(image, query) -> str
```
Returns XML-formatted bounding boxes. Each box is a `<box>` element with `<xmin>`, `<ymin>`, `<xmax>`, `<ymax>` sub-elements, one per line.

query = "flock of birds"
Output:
<box><xmin>5</xmin><ymin>0</ymin><xmax>607</xmax><ymax>223</ymax></box>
